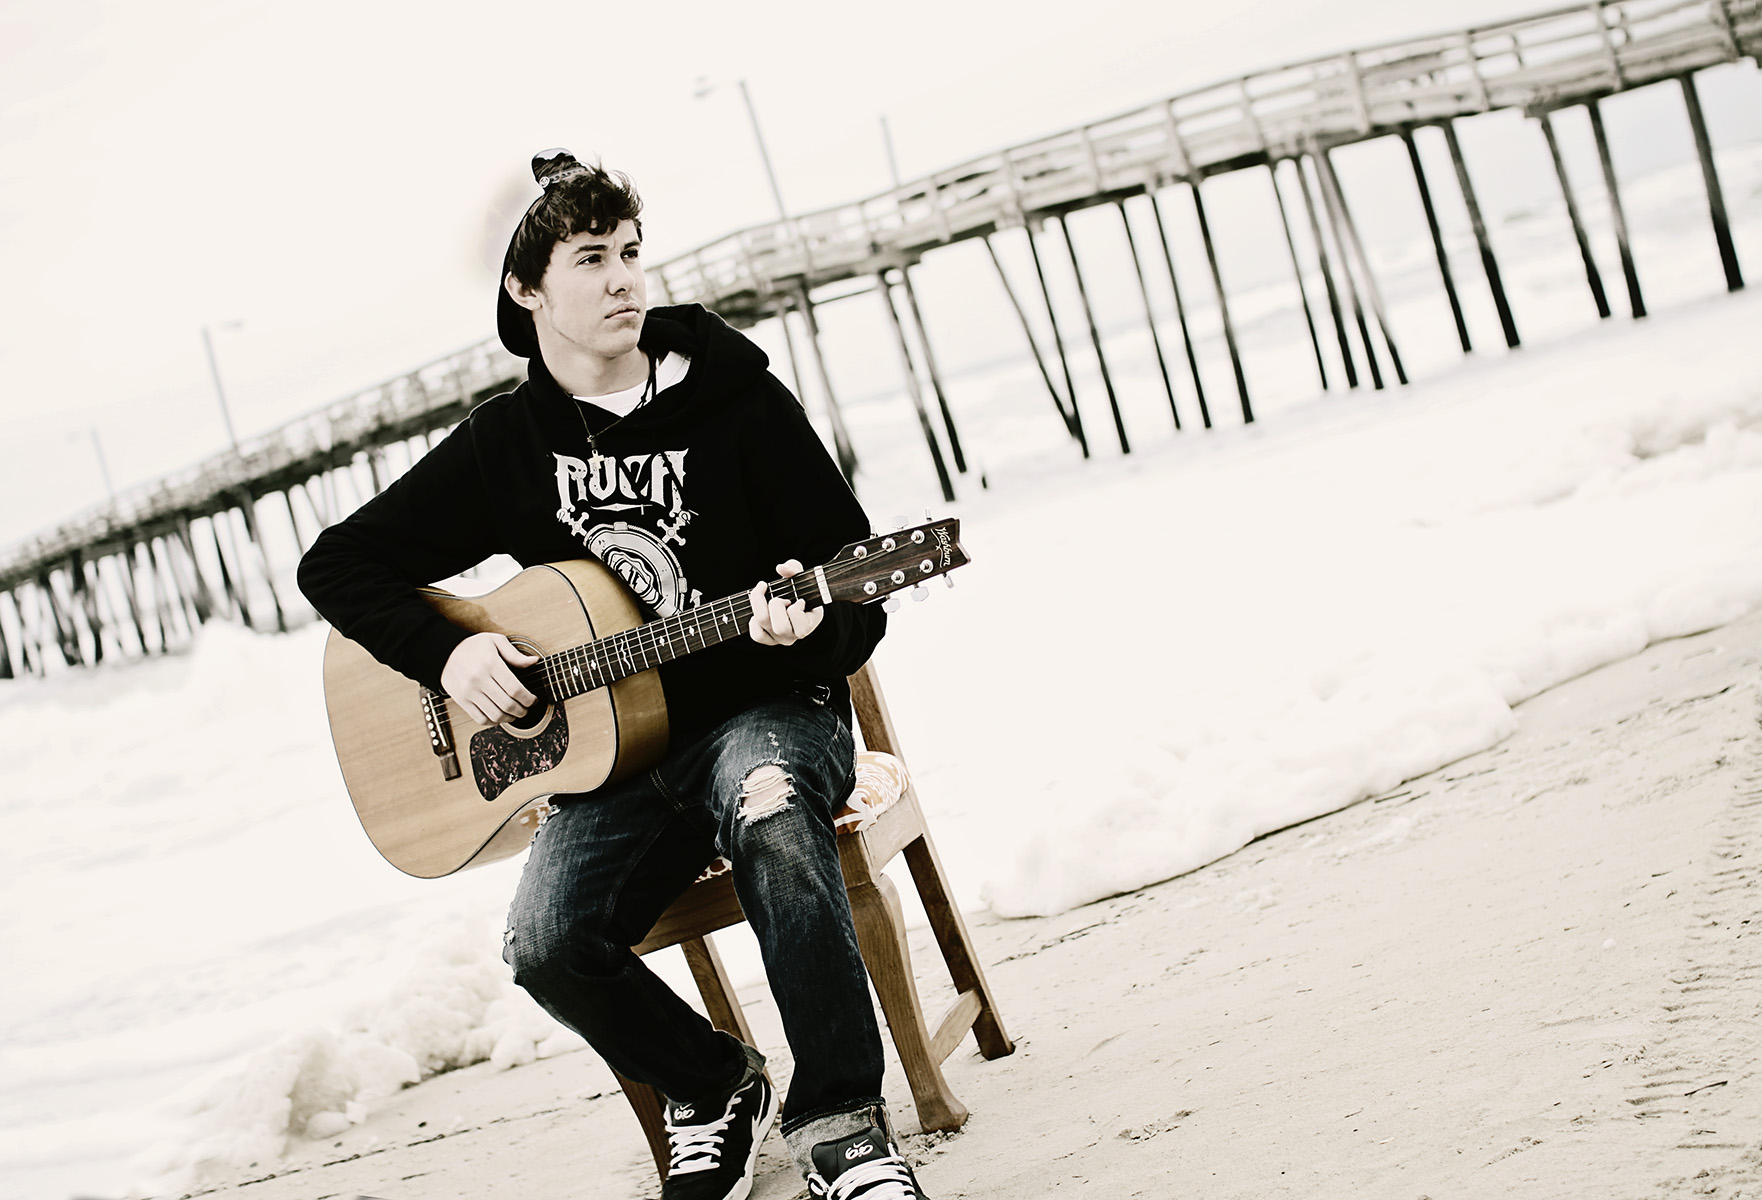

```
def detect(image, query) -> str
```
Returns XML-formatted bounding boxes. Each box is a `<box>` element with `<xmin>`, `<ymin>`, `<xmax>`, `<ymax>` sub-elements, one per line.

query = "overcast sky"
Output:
<box><xmin>0</xmin><ymin>0</ymin><xmax>1594</xmax><ymax>536</ymax></box>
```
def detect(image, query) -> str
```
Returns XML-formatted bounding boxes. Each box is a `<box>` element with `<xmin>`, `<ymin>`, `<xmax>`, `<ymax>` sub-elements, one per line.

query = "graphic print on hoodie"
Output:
<box><xmin>552</xmin><ymin>445</ymin><xmax>701</xmax><ymax>617</ymax></box>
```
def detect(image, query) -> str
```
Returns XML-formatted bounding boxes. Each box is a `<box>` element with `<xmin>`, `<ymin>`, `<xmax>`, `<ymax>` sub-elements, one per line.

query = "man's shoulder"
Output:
<box><xmin>469</xmin><ymin>379</ymin><xmax>531</xmax><ymax>415</ymax></box>
<box><xmin>644</xmin><ymin>304</ymin><xmax>769</xmax><ymax>384</ymax></box>
<box><xmin>460</xmin><ymin>380</ymin><xmax>544</xmax><ymax>433</ymax></box>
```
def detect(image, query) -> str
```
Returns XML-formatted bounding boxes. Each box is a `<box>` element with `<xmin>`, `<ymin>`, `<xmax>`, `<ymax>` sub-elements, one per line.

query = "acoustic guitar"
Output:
<box><xmin>322</xmin><ymin>518</ymin><xmax>967</xmax><ymax>877</ymax></box>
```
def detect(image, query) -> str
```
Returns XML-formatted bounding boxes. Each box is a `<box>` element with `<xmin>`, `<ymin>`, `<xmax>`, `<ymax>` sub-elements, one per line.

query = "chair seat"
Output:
<box><xmin>691</xmin><ymin>751</ymin><xmax>908</xmax><ymax>884</ymax></box>
<box><xmin>838</xmin><ymin>750</ymin><xmax>911</xmax><ymax>834</ymax></box>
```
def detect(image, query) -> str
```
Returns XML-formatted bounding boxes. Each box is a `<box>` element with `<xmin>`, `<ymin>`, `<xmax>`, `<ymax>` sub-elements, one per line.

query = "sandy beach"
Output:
<box><xmin>183</xmin><ymin>601</ymin><xmax>1762</xmax><ymax>1200</ymax></box>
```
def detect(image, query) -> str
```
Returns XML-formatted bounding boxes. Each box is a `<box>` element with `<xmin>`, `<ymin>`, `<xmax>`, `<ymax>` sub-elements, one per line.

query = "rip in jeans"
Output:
<box><xmin>739</xmin><ymin>761</ymin><xmax>795</xmax><ymax>823</ymax></box>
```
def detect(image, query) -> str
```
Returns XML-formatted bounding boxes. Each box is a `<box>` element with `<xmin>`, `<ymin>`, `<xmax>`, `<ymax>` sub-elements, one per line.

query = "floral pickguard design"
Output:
<box><xmin>469</xmin><ymin>705</ymin><xmax>570</xmax><ymax>801</ymax></box>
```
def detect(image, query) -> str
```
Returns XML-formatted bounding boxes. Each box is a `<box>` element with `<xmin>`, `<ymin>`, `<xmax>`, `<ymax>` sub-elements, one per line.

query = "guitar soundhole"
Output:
<box><xmin>509</xmin><ymin>697</ymin><xmax>548</xmax><ymax>732</ymax></box>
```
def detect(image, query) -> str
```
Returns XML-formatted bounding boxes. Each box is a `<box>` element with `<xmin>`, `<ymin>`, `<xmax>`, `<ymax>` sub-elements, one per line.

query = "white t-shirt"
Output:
<box><xmin>576</xmin><ymin>352</ymin><xmax>691</xmax><ymax>417</ymax></box>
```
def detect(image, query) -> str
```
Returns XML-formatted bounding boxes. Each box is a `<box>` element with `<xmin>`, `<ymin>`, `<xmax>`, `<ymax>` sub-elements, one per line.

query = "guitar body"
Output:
<box><xmin>321</xmin><ymin>519</ymin><xmax>968</xmax><ymax>880</ymax></box>
<box><xmin>322</xmin><ymin>559</ymin><xmax>668</xmax><ymax>878</ymax></box>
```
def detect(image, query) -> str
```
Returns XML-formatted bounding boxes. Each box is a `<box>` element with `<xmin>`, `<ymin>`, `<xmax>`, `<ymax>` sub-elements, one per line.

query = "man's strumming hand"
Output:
<box><xmin>748</xmin><ymin>560</ymin><xmax>824</xmax><ymax>647</ymax></box>
<box><xmin>441</xmin><ymin>631</ymin><xmax>540</xmax><ymax>725</ymax></box>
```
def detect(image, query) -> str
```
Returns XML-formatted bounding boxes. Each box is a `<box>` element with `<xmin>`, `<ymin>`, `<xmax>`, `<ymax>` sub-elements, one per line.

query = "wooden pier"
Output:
<box><xmin>0</xmin><ymin>343</ymin><xmax>523</xmax><ymax>675</ymax></box>
<box><xmin>1</xmin><ymin>0</ymin><xmax>1757</xmax><ymax>678</ymax></box>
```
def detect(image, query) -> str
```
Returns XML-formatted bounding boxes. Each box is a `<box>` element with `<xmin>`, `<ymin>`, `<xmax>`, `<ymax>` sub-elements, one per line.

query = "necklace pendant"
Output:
<box><xmin>589</xmin><ymin>450</ymin><xmax>612</xmax><ymax>473</ymax></box>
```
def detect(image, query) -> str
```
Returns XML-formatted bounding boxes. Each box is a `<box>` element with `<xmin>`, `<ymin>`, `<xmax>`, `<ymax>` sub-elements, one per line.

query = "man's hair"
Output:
<box><xmin>503</xmin><ymin>152</ymin><xmax>644</xmax><ymax>291</ymax></box>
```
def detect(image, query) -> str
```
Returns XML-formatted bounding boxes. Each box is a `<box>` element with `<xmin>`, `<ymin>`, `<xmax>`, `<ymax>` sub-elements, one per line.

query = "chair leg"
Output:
<box><xmin>616</xmin><ymin>1068</ymin><xmax>671</xmax><ymax>1181</ymax></box>
<box><xmin>902</xmin><ymin>827</ymin><xmax>1015</xmax><ymax>1061</ymax></box>
<box><xmin>846</xmin><ymin>872</ymin><xmax>970</xmax><ymax>1132</ymax></box>
<box><xmin>682</xmin><ymin>934</ymin><xmax>757</xmax><ymax>1046</ymax></box>
<box><xmin>620</xmin><ymin>935</ymin><xmax>749</xmax><ymax>1186</ymax></box>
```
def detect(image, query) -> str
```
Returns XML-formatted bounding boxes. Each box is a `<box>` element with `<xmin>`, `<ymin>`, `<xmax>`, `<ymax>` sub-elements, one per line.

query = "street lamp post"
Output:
<box><xmin>88</xmin><ymin>428</ymin><xmax>115</xmax><ymax>500</ymax></box>
<box><xmin>694</xmin><ymin>77</ymin><xmax>789</xmax><ymax>225</ymax></box>
<box><xmin>879</xmin><ymin>113</ymin><xmax>903</xmax><ymax>189</ymax></box>
<box><xmin>694</xmin><ymin>76</ymin><xmax>860</xmax><ymax>480</ymax></box>
<box><xmin>201</xmin><ymin>321</ymin><xmax>244</xmax><ymax>450</ymax></box>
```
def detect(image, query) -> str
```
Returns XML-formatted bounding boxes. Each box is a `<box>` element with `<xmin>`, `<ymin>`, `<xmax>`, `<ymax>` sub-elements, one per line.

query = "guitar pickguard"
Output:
<box><xmin>469</xmin><ymin>703</ymin><xmax>570</xmax><ymax>801</ymax></box>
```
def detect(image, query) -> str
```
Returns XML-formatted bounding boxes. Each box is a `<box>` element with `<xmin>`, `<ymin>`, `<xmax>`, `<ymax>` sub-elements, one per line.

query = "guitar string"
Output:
<box><xmin>513</xmin><ymin>545</ymin><xmax>957</xmax><ymax>701</ymax></box>
<box><xmin>546</xmin><ymin>552</ymin><xmax>939</xmax><ymax>676</ymax></box>
<box><xmin>517</xmin><ymin>588</ymin><xmax>771</xmax><ymax>699</ymax></box>
<box><xmin>526</xmin><ymin>536</ymin><xmax>949</xmax><ymax>671</ymax></box>
<box><xmin>536</xmin><ymin>581</ymin><xmax>790</xmax><ymax>696</ymax></box>
<box><xmin>516</xmin><ymin>573</ymin><xmax>821</xmax><ymax>701</ymax></box>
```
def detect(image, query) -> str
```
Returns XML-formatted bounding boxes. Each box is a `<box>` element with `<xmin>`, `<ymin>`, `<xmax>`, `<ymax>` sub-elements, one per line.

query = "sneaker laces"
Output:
<box><xmin>814</xmin><ymin>1149</ymin><xmax>920</xmax><ymax>1199</ymax></box>
<box><xmin>665</xmin><ymin>1098</ymin><xmax>737</xmax><ymax>1176</ymax></box>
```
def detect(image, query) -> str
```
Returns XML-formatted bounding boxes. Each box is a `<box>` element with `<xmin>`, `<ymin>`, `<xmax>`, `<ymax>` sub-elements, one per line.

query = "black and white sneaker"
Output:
<box><xmin>659</xmin><ymin>1047</ymin><xmax>778</xmax><ymax>1200</ymax></box>
<box><xmin>805</xmin><ymin>1127</ymin><xmax>930</xmax><ymax>1199</ymax></box>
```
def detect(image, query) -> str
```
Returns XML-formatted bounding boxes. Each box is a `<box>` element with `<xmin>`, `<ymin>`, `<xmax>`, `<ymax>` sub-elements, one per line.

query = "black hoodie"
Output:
<box><xmin>297</xmin><ymin>304</ymin><xmax>885</xmax><ymax>744</ymax></box>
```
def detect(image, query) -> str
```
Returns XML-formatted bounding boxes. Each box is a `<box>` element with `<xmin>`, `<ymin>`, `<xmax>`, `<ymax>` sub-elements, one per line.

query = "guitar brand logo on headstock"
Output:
<box><xmin>934</xmin><ymin>525</ymin><xmax>953</xmax><ymax>567</ymax></box>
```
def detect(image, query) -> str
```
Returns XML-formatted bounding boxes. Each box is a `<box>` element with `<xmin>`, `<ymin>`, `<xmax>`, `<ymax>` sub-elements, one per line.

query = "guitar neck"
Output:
<box><xmin>522</xmin><ymin>573</ymin><xmax>819</xmax><ymax>702</ymax></box>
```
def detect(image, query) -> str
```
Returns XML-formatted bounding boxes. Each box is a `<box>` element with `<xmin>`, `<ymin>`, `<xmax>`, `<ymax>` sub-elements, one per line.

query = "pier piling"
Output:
<box><xmin>174</xmin><ymin>519</ymin><xmax>214</xmax><ymax>626</ymax></box>
<box><xmin>237</xmin><ymin>492</ymin><xmax>287</xmax><ymax>634</ymax></box>
<box><xmin>1401</xmin><ymin>129</ymin><xmax>1473</xmax><ymax>355</ymax></box>
<box><xmin>210</xmin><ymin>515</ymin><xmax>247</xmax><ymax>628</ymax></box>
<box><xmin>896</xmin><ymin>265</ymin><xmax>968</xmax><ymax>474</ymax></box>
<box><xmin>1538</xmin><ymin>111</ymin><xmax>1614</xmax><ymax>320</ymax></box>
<box><xmin>1679</xmin><ymin>71</ymin><xmax>1744</xmax><ymax>292</ymax></box>
<box><xmin>1053</xmin><ymin>213</ymin><xmax>1131</xmax><ymax>453</ymax></box>
<box><xmin>1269</xmin><ymin>161</ymin><xmax>1332</xmax><ymax>389</ymax></box>
<box><xmin>1115</xmin><ymin>198</ymin><xmax>1183</xmax><ymax>429</ymax></box>
<box><xmin>1293</xmin><ymin>156</ymin><xmax>1359</xmax><ymax>389</ymax></box>
<box><xmin>1443</xmin><ymin>120</ymin><xmax>1522</xmax><ymax>348</ymax></box>
<box><xmin>877</xmin><ymin>272</ymin><xmax>957</xmax><ymax>501</ymax></box>
<box><xmin>1148</xmin><ymin>190</ymin><xmax>1212</xmax><ymax>428</ymax></box>
<box><xmin>72</xmin><ymin>554</ymin><xmax>104</xmax><ymax>665</ymax></box>
<box><xmin>116</xmin><ymin>547</ymin><xmax>149</xmax><ymax>654</ymax></box>
<box><xmin>1586</xmin><ymin>98</ymin><xmax>1647</xmax><ymax>319</ymax></box>
<box><xmin>983</xmin><ymin>234</ymin><xmax>1083</xmax><ymax>443</ymax></box>
<box><xmin>1310</xmin><ymin>155</ymin><xmax>1384</xmax><ymax>389</ymax></box>
<box><xmin>1318</xmin><ymin>149</ymin><xmax>1407</xmax><ymax>385</ymax></box>
<box><xmin>1026</xmin><ymin>221</ymin><xmax>1091</xmax><ymax>455</ymax></box>
<box><xmin>141</xmin><ymin>542</ymin><xmax>169</xmax><ymax>651</ymax></box>
<box><xmin>791</xmin><ymin>286</ymin><xmax>860</xmax><ymax>481</ymax></box>
<box><xmin>1189</xmin><ymin>180</ymin><xmax>1254</xmax><ymax>423</ymax></box>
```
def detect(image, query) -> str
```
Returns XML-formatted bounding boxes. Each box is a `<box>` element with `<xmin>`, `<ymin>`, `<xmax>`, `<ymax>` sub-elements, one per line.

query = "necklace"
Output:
<box><xmin>575</xmin><ymin>351</ymin><xmax>657</xmax><ymax>470</ymax></box>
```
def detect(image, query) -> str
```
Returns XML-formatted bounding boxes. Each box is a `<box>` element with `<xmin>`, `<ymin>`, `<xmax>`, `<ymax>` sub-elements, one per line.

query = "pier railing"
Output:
<box><xmin>649</xmin><ymin>0</ymin><xmax>1760</xmax><ymax>320</ymax></box>
<box><xmin>0</xmin><ymin>339</ymin><xmax>521</xmax><ymax>589</ymax></box>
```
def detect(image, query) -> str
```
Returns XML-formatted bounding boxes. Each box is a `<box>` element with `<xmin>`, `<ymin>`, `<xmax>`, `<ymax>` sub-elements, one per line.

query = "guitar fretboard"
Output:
<box><xmin>520</xmin><ymin>574</ymin><xmax>813</xmax><ymax>703</ymax></box>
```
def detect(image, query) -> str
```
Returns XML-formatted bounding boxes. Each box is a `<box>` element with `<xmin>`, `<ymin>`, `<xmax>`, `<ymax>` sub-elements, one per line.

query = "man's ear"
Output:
<box><xmin>504</xmin><ymin>271</ymin><xmax>543</xmax><ymax>313</ymax></box>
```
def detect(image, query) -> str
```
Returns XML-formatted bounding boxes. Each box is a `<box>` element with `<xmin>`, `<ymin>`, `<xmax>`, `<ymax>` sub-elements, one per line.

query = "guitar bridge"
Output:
<box><xmin>420</xmin><ymin>687</ymin><xmax>463</xmax><ymax>781</ymax></box>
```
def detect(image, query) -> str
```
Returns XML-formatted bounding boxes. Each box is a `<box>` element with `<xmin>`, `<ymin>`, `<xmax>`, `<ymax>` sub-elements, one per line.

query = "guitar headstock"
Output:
<box><xmin>820</xmin><ymin>518</ymin><xmax>968</xmax><ymax>605</ymax></box>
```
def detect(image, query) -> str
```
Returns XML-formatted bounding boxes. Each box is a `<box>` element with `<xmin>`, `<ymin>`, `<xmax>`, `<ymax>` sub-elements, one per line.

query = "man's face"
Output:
<box><xmin>506</xmin><ymin>219</ymin><xmax>647</xmax><ymax>363</ymax></box>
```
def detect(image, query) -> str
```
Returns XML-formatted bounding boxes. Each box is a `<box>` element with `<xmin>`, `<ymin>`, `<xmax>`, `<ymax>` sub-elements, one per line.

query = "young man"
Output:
<box><xmin>298</xmin><ymin>151</ymin><xmax>930</xmax><ymax>1200</ymax></box>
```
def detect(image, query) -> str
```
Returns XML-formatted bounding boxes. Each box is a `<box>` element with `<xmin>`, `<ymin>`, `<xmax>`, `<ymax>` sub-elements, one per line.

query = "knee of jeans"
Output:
<box><xmin>502</xmin><ymin>910</ymin><xmax>621</xmax><ymax>985</ymax></box>
<box><xmin>729</xmin><ymin>786</ymin><xmax>837</xmax><ymax>894</ymax></box>
<box><xmin>737</xmin><ymin>762</ymin><xmax>796</xmax><ymax>825</ymax></box>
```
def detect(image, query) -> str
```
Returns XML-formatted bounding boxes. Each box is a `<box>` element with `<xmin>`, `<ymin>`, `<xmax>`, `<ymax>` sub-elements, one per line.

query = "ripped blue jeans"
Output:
<box><xmin>502</xmin><ymin>696</ymin><xmax>886</xmax><ymax>1133</ymax></box>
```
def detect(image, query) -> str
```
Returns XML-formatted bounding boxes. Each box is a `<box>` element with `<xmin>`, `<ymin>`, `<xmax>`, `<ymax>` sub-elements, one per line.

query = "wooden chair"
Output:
<box><xmin>614</xmin><ymin>661</ymin><xmax>1014</xmax><ymax>1180</ymax></box>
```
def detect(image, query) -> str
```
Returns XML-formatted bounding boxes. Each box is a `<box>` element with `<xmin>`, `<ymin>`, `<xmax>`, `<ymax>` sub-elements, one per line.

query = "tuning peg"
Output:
<box><xmin>911</xmin><ymin>584</ymin><xmax>929</xmax><ymax>602</ymax></box>
<box><xmin>943</xmin><ymin>574</ymin><xmax>955</xmax><ymax>589</ymax></box>
<box><xmin>924</xmin><ymin>508</ymin><xmax>932</xmax><ymax>522</ymax></box>
<box><xmin>892</xmin><ymin>513</ymin><xmax>907</xmax><ymax>529</ymax></box>
<box><xmin>883</xmin><ymin>596</ymin><xmax>901</xmax><ymax>614</ymax></box>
